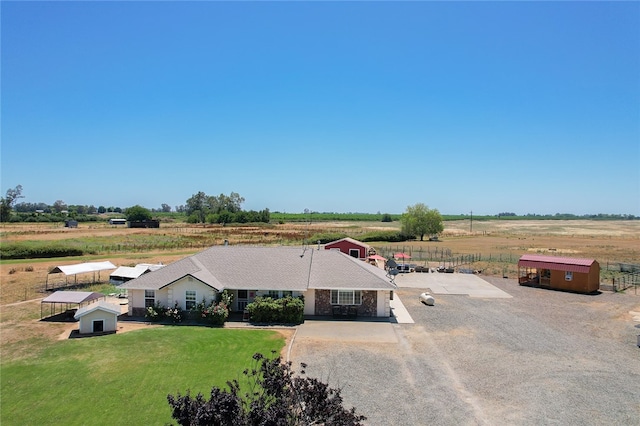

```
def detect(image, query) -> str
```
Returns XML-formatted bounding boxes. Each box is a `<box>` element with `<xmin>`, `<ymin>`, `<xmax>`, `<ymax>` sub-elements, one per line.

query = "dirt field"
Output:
<box><xmin>1</xmin><ymin>220</ymin><xmax>638</xmax><ymax>305</ymax></box>
<box><xmin>0</xmin><ymin>220</ymin><xmax>638</xmax><ymax>384</ymax></box>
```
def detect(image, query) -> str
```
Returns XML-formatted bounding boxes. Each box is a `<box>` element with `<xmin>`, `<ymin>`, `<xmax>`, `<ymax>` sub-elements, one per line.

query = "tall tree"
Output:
<box><xmin>400</xmin><ymin>203</ymin><xmax>444</xmax><ymax>241</ymax></box>
<box><xmin>0</xmin><ymin>185</ymin><xmax>24</xmax><ymax>222</ymax></box>
<box><xmin>186</xmin><ymin>191</ymin><xmax>208</xmax><ymax>223</ymax></box>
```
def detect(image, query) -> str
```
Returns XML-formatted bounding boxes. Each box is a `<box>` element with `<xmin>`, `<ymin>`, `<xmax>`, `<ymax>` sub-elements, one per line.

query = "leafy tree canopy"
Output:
<box><xmin>125</xmin><ymin>205</ymin><xmax>152</xmax><ymax>222</ymax></box>
<box><xmin>185</xmin><ymin>191</ymin><xmax>246</xmax><ymax>223</ymax></box>
<box><xmin>0</xmin><ymin>185</ymin><xmax>24</xmax><ymax>222</ymax></box>
<box><xmin>400</xmin><ymin>203</ymin><xmax>444</xmax><ymax>241</ymax></box>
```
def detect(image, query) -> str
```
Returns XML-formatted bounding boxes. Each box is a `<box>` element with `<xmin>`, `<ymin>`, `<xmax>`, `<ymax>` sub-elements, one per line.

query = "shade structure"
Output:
<box><xmin>41</xmin><ymin>291</ymin><xmax>106</xmax><ymax>319</ymax></box>
<box><xmin>46</xmin><ymin>261</ymin><xmax>117</xmax><ymax>290</ymax></box>
<box><xmin>394</xmin><ymin>253</ymin><xmax>411</xmax><ymax>259</ymax></box>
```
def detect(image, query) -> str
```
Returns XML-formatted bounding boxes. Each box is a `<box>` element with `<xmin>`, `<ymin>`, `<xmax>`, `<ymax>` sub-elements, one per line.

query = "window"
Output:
<box><xmin>349</xmin><ymin>249</ymin><xmax>360</xmax><ymax>258</ymax></box>
<box><xmin>282</xmin><ymin>291</ymin><xmax>293</xmax><ymax>298</ymax></box>
<box><xmin>330</xmin><ymin>290</ymin><xmax>362</xmax><ymax>305</ymax></box>
<box><xmin>144</xmin><ymin>290</ymin><xmax>155</xmax><ymax>308</ymax></box>
<box><xmin>237</xmin><ymin>290</ymin><xmax>248</xmax><ymax>299</ymax></box>
<box><xmin>565</xmin><ymin>271</ymin><xmax>573</xmax><ymax>281</ymax></box>
<box><xmin>186</xmin><ymin>290</ymin><xmax>196</xmax><ymax>310</ymax></box>
<box><xmin>268</xmin><ymin>290</ymin><xmax>280</xmax><ymax>299</ymax></box>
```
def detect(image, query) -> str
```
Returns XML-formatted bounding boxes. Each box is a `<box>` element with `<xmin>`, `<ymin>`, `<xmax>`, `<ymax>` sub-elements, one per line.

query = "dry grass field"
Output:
<box><xmin>0</xmin><ymin>219</ymin><xmax>638</xmax><ymax>385</ymax></box>
<box><xmin>1</xmin><ymin>220</ymin><xmax>638</xmax><ymax>307</ymax></box>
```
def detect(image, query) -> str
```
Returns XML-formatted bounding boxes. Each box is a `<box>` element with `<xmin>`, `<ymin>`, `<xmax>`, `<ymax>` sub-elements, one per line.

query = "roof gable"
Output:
<box><xmin>74</xmin><ymin>301</ymin><xmax>121</xmax><ymax>319</ymax></box>
<box><xmin>325</xmin><ymin>237</ymin><xmax>371</xmax><ymax>250</ymax></box>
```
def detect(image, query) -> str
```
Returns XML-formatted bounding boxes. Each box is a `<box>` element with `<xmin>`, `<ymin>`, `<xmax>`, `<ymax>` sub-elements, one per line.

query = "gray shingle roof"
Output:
<box><xmin>120</xmin><ymin>246</ymin><xmax>395</xmax><ymax>292</ymax></box>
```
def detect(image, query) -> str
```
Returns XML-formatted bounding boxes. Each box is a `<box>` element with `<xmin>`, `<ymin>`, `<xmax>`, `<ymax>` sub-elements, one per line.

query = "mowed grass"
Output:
<box><xmin>1</xmin><ymin>326</ymin><xmax>285</xmax><ymax>425</ymax></box>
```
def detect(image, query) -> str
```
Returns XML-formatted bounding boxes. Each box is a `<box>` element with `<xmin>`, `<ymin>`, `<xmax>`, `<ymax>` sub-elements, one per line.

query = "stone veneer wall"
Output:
<box><xmin>314</xmin><ymin>289</ymin><xmax>379</xmax><ymax>317</ymax></box>
<box><xmin>132</xmin><ymin>307</ymin><xmax>147</xmax><ymax>317</ymax></box>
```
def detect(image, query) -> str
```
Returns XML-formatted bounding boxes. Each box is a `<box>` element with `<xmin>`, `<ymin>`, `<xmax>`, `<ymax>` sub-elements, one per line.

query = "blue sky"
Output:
<box><xmin>2</xmin><ymin>1</ymin><xmax>638</xmax><ymax>215</ymax></box>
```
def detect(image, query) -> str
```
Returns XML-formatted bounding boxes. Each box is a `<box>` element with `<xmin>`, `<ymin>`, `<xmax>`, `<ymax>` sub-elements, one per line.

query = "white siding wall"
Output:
<box><xmin>166</xmin><ymin>276</ymin><xmax>217</xmax><ymax>310</ymax></box>
<box><xmin>78</xmin><ymin>310</ymin><xmax>117</xmax><ymax>334</ymax></box>
<box><xmin>303</xmin><ymin>290</ymin><xmax>315</xmax><ymax>316</ymax></box>
<box><xmin>376</xmin><ymin>290</ymin><xmax>390</xmax><ymax>317</ymax></box>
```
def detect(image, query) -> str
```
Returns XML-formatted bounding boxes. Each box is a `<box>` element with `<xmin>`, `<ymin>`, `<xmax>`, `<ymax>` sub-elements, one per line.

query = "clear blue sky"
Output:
<box><xmin>2</xmin><ymin>1</ymin><xmax>639</xmax><ymax>216</ymax></box>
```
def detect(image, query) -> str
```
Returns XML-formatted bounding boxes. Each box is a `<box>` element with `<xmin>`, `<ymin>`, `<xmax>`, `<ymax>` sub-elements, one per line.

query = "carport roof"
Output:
<box><xmin>49</xmin><ymin>261</ymin><xmax>116</xmax><ymax>276</ymax></box>
<box><xmin>42</xmin><ymin>291</ymin><xmax>106</xmax><ymax>304</ymax></box>
<box><xmin>518</xmin><ymin>254</ymin><xmax>597</xmax><ymax>273</ymax></box>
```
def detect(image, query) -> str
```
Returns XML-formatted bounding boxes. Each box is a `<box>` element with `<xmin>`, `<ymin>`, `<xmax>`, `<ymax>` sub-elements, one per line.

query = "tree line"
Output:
<box><xmin>0</xmin><ymin>185</ymin><xmax>271</xmax><ymax>224</ymax></box>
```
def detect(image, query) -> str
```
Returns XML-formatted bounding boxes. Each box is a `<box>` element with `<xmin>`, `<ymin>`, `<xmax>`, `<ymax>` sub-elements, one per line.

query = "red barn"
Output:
<box><xmin>324</xmin><ymin>237</ymin><xmax>373</xmax><ymax>260</ymax></box>
<box><xmin>518</xmin><ymin>254</ymin><xmax>600</xmax><ymax>294</ymax></box>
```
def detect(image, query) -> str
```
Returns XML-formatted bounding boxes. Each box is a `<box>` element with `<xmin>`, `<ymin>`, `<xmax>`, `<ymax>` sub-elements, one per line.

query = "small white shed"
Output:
<box><xmin>74</xmin><ymin>301</ymin><xmax>121</xmax><ymax>334</ymax></box>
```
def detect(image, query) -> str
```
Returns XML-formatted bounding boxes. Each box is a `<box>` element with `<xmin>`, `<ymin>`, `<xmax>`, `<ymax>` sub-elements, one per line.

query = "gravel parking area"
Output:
<box><xmin>290</xmin><ymin>277</ymin><xmax>640</xmax><ymax>425</ymax></box>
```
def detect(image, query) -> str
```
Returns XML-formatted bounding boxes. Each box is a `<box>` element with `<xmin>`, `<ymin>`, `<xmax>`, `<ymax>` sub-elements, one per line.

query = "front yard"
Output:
<box><xmin>1</xmin><ymin>326</ymin><xmax>286</xmax><ymax>425</ymax></box>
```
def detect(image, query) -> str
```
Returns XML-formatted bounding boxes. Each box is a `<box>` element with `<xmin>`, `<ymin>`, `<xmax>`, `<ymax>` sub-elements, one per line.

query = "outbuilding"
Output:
<box><xmin>74</xmin><ymin>301</ymin><xmax>121</xmax><ymax>334</ymax></box>
<box><xmin>518</xmin><ymin>254</ymin><xmax>600</xmax><ymax>293</ymax></box>
<box><xmin>324</xmin><ymin>237</ymin><xmax>373</xmax><ymax>260</ymax></box>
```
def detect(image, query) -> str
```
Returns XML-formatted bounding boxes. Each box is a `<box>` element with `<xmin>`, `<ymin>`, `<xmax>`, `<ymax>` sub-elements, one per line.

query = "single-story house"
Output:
<box><xmin>518</xmin><ymin>254</ymin><xmax>600</xmax><ymax>293</ymax></box>
<box><xmin>110</xmin><ymin>263</ymin><xmax>164</xmax><ymax>285</ymax></box>
<box><xmin>120</xmin><ymin>245</ymin><xmax>397</xmax><ymax>318</ymax></box>
<box><xmin>74</xmin><ymin>301</ymin><xmax>121</xmax><ymax>334</ymax></box>
<box><xmin>324</xmin><ymin>237</ymin><xmax>374</xmax><ymax>260</ymax></box>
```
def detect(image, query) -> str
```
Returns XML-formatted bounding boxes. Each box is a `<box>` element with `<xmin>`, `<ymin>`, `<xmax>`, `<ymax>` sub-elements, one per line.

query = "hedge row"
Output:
<box><xmin>0</xmin><ymin>244</ymin><xmax>86</xmax><ymax>260</ymax></box>
<box><xmin>246</xmin><ymin>296</ymin><xmax>304</xmax><ymax>324</ymax></box>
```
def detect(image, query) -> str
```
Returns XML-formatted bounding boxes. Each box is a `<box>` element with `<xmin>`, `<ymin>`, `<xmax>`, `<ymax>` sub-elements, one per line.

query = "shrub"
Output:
<box><xmin>205</xmin><ymin>303</ymin><xmax>229</xmax><ymax>326</ymax></box>
<box><xmin>246</xmin><ymin>296</ymin><xmax>304</xmax><ymax>324</ymax></box>
<box><xmin>167</xmin><ymin>352</ymin><xmax>366</xmax><ymax>426</ymax></box>
<box><xmin>24</xmin><ymin>265</ymin><xmax>34</xmax><ymax>272</ymax></box>
<box><xmin>165</xmin><ymin>302</ymin><xmax>184</xmax><ymax>323</ymax></box>
<box><xmin>359</xmin><ymin>231</ymin><xmax>413</xmax><ymax>243</ymax></box>
<box><xmin>146</xmin><ymin>302</ymin><xmax>165</xmax><ymax>322</ymax></box>
<box><xmin>194</xmin><ymin>297</ymin><xmax>229</xmax><ymax>326</ymax></box>
<box><xmin>308</xmin><ymin>233</ymin><xmax>348</xmax><ymax>244</ymax></box>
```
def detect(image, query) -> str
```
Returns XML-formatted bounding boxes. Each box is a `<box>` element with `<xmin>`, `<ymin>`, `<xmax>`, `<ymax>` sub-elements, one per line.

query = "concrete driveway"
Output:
<box><xmin>289</xmin><ymin>277</ymin><xmax>640</xmax><ymax>425</ymax></box>
<box><xmin>394</xmin><ymin>272</ymin><xmax>512</xmax><ymax>298</ymax></box>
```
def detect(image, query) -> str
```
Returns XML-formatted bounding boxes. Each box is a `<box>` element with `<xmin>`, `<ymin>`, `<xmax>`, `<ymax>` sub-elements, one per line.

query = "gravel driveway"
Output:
<box><xmin>290</xmin><ymin>277</ymin><xmax>640</xmax><ymax>425</ymax></box>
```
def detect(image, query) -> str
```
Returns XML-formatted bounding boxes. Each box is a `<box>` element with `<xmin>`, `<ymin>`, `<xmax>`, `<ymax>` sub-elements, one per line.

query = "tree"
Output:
<box><xmin>167</xmin><ymin>352</ymin><xmax>366</xmax><ymax>426</ymax></box>
<box><xmin>161</xmin><ymin>203</ymin><xmax>172</xmax><ymax>213</ymax></box>
<box><xmin>0</xmin><ymin>185</ymin><xmax>24</xmax><ymax>222</ymax></box>
<box><xmin>125</xmin><ymin>205</ymin><xmax>152</xmax><ymax>222</ymax></box>
<box><xmin>52</xmin><ymin>200</ymin><xmax>67</xmax><ymax>213</ymax></box>
<box><xmin>186</xmin><ymin>191</ymin><xmax>208</xmax><ymax>223</ymax></box>
<box><xmin>186</xmin><ymin>191</ymin><xmax>246</xmax><ymax>223</ymax></box>
<box><xmin>400</xmin><ymin>203</ymin><xmax>444</xmax><ymax>241</ymax></box>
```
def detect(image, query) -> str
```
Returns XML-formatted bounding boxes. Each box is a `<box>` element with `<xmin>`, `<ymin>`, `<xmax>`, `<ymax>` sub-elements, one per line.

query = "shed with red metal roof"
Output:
<box><xmin>517</xmin><ymin>254</ymin><xmax>600</xmax><ymax>293</ymax></box>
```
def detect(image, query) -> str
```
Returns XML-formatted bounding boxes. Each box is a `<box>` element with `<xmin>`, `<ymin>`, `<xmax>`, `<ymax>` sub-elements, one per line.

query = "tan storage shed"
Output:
<box><xmin>518</xmin><ymin>254</ymin><xmax>600</xmax><ymax>294</ymax></box>
<box><xmin>74</xmin><ymin>301</ymin><xmax>121</xmax><ymax>334</ymax></box>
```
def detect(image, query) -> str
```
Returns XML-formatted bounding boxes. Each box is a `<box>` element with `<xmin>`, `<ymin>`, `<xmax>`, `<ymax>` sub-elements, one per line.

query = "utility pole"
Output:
<box><xmin>470</xmin><ymin>210</ymin><xmax>473</xmax><ymax>233</ymax></box>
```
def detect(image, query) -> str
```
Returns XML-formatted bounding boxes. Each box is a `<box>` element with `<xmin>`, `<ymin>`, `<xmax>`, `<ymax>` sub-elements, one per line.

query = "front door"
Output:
<box><xmin>93</xmin><ymin>320</ymin><xmax>104</xmax><ymax>333</ymax></box>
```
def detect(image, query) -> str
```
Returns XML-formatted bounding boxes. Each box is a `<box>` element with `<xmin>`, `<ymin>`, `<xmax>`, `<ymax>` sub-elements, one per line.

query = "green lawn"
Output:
<box><xmin>1</xmin><ymin>326</ymin><xmax>285</xmax><ymax>425</ymax></box>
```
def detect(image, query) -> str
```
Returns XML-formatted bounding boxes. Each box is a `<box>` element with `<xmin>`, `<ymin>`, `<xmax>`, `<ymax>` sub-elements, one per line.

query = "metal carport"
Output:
<box><xmin>46</xmin><ymin>261</ymin><xmax>116</xmax><ymax>290</ymax></box>
<box><xmin>40</xmin><ymin>291</ymin><xmax>106</xmax><ymax>319</ymax></box>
